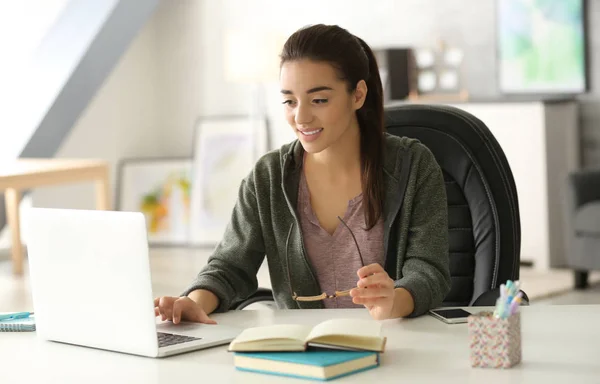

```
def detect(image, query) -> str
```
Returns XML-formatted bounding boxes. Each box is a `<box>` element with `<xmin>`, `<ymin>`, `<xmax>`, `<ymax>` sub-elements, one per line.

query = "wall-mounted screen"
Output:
<box><xmin>497</xmin><ymin>0</ymin><xmax>587</xmax><ymax>94</ymax></box>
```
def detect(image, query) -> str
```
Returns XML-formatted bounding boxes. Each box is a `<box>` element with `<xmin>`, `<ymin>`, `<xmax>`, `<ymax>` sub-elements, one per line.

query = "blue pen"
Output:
<box><xmin>0</xmin><ymin>312</ymin><xmax>34</xmax><ymax>321</ymax></box>
<box><xmin>506</xmin><ymin>280</ymin><xmax>513</xmax><ymax>294</ymax></box>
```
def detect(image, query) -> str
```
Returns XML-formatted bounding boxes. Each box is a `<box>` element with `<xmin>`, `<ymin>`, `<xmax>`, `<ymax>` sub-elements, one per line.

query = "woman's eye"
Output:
<box><xmin>282</xmin><ymin>100</ymin><xmax>295</xmax><ymax>106</ymax></box>
<box><xmin>313</xmin><ymin>99</ymin><xmax>328</xmax><ymax>104</ymax></box>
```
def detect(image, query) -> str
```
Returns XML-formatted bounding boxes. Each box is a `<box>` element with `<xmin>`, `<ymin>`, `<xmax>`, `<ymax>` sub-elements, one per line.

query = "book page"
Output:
<box><xmin>306</xmin><ymin>319</ymin><xmax>382</xmax><ymax>342</ymax></box>
<box><xmin>230</xmin><ymin>324</ymin><xmax>312</xmax><ymax>345</ymax></box>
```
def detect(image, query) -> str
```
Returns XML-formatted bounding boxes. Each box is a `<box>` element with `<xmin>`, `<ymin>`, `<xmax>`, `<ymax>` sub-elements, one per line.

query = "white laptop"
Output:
<box><xmin>24</xmin><ymin>207</ymin><xmax>241</xmax><ymax>358</ymax></box>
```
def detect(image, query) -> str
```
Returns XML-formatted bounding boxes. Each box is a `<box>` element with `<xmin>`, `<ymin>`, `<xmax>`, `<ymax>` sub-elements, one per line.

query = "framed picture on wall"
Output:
<box><xmin>496</xmin><ymin>0</ymin><xmax>588</xmax><ymax>94</ymax></box>
<box><xmin>189</xmin><ymin>115</ymin><xmax>268</xmax><ymax>246</ymax></box>
<box><xmin>116</xmin><ymin>157</ymin><xmax>192</xmax><ymax>246</ymax></box>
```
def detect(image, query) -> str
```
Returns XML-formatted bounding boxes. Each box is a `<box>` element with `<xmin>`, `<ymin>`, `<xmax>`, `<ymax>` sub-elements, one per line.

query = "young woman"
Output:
<box><xmin>155</xmin><ymin>24</ymin><xmax>451</xmax><ymax>324</ymax></box>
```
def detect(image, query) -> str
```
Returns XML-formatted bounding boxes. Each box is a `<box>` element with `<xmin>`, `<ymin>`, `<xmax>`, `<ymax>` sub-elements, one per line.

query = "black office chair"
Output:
<box><xmin>386</xmin><ymin>104</ymin><xmax>527</xmax><ymax>307</ymax></box>
<box><xmin>233</xmin><ymin>104</ymin><xmax>527</xmax><ymax>310</ymax></box>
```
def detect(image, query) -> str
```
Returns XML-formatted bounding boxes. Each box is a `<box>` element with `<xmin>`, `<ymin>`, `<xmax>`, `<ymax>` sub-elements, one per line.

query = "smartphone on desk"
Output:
<box><xmin>428</xmin><ymin>308</ymin><xmax>472</xmax><ymax>324</ymax></box>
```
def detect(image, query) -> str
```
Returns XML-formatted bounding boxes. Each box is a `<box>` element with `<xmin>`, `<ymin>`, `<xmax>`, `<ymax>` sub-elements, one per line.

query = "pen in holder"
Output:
<box><xmin>468</xmin><ymin>280</ymin><xmax>523</xmax><ymax>368</ymax></box>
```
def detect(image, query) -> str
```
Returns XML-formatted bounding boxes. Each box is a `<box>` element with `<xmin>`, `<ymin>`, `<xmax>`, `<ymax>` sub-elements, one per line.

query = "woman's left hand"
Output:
<box><xmin>350</xmin><ymin>263</ymin><xmax>396</xmax><ymax>320</ymax></box>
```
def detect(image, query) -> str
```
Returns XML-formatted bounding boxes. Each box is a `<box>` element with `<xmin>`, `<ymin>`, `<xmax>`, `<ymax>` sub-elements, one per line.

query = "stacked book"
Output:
<box><xmin>228</xmin><ymin>319</ymin><xmax>386</xmax><ymax>381</ymax></box>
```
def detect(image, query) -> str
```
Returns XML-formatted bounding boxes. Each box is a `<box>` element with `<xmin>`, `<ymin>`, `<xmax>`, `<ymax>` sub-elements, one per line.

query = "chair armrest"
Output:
<box><xmin>568</xmin><ymin>169</ymin><xmax>600</xmax><ymax>209</ymax></box>
<box><xmin>471</xmin><ymin>287</ymin><xmax>529</xmax><ymax>307</ymax></box>
<box><xmin>231</xmin><ymin>288</ymin><xmax>274</xmax><ymax>310</ymax></box>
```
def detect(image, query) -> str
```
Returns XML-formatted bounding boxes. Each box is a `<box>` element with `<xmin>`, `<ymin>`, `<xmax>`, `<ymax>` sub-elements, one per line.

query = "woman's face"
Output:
<box><xmin>279</xmin><ymin>59</ymin><xmax>366</xmax><ymax>154</ymax></box>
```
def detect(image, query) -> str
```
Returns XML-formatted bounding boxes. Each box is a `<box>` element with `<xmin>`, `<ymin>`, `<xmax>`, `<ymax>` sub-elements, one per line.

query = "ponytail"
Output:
<box><xmin>354</xmin><ymin>37</ymin><xmax>385</xmax><ymax>230</ymax></box>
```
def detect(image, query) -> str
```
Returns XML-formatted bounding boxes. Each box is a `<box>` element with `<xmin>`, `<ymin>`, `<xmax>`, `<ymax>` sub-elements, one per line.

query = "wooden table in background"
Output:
<box><xmin>0</xmin><ymin>159</ymin><xmax>110</xmax><ymax>275</ymax></box>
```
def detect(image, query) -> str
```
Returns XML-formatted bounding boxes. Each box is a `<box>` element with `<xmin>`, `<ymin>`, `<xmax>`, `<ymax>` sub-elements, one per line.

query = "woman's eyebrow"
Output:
<box><xmin>306</xmin><ymin>86</ymin><xmax>333</xmax><ymax>94</ymax></box>
<box><xmin>280</xmin><ymin>86</ymin><xmax>334</xmax><ymax>95</ymax></box>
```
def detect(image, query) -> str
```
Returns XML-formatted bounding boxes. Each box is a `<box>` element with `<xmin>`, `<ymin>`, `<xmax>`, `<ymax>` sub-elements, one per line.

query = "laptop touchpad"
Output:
<box><xmin>156</xmin><ymin>321</ymin><xmax>241</xmax><ymax>340</ymax></box>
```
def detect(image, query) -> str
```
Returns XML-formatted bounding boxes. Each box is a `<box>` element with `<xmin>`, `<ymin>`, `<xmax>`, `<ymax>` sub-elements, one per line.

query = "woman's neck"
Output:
<box><xmin>306</xmin><ymin>121</ymin><xmax>362</xmax><ymax>177</ymax></box>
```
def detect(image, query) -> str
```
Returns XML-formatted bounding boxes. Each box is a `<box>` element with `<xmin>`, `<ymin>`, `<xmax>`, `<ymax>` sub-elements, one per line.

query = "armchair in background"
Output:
<box><xmin>565</xmin><ymin>169</ymin><xmax>600</xmax><ymax>289</ymax></box>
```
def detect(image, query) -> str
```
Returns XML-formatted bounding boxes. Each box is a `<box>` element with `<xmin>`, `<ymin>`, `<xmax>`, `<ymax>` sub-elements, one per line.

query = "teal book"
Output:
<box><xmin>234</xmin><ymin>350</ymin><xmax>379</xmax><ymax>381</ymax></box>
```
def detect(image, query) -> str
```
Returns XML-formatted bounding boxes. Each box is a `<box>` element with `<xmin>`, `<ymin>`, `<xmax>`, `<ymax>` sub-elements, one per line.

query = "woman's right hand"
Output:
<box><xmin>154</xmin><ymin>296</ymin><xmax>217</xmax><ymax>325</ymax></box>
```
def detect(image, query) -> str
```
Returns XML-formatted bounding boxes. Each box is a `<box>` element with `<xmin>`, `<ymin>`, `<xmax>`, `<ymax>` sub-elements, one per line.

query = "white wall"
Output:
<box><xmin>29</xmin><ymin>0</ymin><xmax>205</xmax><ymax>212</ymax></box>
<box><xmin>0</xmin><ymin>0</ymin><xmax>70</xmax><ymax>161</ymax></box>
<box><xmin>153</xmin><ymin>0</ymin><xmax>204</xmax><ymax>155</ymax></box>
<box><xmin>194</xmin><ymin>0</ymin><xmax>496</xmax><ymax>150</ymax></box>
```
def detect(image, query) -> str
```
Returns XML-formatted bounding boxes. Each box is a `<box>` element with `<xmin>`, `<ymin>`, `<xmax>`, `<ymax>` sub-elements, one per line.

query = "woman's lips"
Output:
<box><xmin>298</xmin><ymin>128</ymin><xmax>323</xmax><ymax>142</ymax></box>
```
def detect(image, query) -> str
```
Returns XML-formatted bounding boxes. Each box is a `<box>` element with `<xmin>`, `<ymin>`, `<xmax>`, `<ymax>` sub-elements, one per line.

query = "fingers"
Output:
<box><xmin>350</xmin><ymin>286</ymin><xmax>394</xmax><ymax>298</ymax></box>
<box><xmin>160</xmin><ymin>296</ymin><xmax>175</xmax><ymax>321</ymax></box>
<box><xmin>161</xmin><ymin>296</ymin><xmax>218</xmax><ymax>325</ymax></box>
<box><xmin>352</xmin><ymin>296</ymin><xmax>386</xmax><ymax>306</ymax></box>
<box><xmin>155</xmin><ymin>299</ymin><xmax>163</xmax><ymax>320</ymax></box>
<box><xmin>352</xmin><ymin>264</ymin><xmax>395</xmax><ymax>300</ymax></box>
<box><xmin>357</xmin><ymin>263</ymin><xmax>384</xmax><ymax>279</ymax></box>
<box><xmin>154</xmin><ymin>297</ymin><xmax>163</xmax><ymax>319</ymax></box>
<box><xmin>172</xmin><ymin>298</ymin><xmax>185</xmax><ymax>324</ymax></box>
<box><xmin>154</xmin><ymin>296</ymin><xmax>176</xmax><ymax>321</ymax></box>
<box><xmin>357</xmin><ymin>273</ymin><xmax>394</xmax><ymax>289</ymax></box>
<box><xmin>197</xmin><ymin>311</ymin><xmax>218</xmax><ymax>325</ymax></box>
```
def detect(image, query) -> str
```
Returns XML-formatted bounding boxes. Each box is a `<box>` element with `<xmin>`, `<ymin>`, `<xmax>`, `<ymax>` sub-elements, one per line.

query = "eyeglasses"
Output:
<box><xmin>285</xmin><ymin>216</ymin><xmax>365</xmax><ymax>302</ymax></box>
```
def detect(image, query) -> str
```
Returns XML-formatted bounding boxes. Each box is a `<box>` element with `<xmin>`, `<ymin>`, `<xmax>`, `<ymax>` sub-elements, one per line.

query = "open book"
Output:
<box><xmin>228</xmin><ymin>319</ymin><xmax>386</xmax><ymax>353</ymax></box>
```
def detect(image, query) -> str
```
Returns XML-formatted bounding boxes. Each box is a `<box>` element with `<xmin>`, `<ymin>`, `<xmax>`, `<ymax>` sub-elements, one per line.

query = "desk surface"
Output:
<box><xmin>1</xmin><ymin>305</ymin><xmax>599</xmax><ymax>383</ymax></box>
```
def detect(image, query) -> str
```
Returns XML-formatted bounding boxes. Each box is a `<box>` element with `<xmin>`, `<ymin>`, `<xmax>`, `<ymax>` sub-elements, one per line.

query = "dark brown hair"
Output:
<box><xmin>280</xmin><ymin>24</ymin><xmax>384</xmax><ymax>229</ymax></box>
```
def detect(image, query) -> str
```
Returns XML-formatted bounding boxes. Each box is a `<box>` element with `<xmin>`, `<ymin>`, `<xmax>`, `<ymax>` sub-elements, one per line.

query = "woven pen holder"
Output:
<box><xmin>468</xmin><ymin>311</ymin><xmax>522</xmax><ymax>368</ymax></box>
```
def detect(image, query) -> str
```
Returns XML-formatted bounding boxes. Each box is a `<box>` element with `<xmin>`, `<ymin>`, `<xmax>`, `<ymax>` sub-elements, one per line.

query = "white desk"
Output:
<box><xmin>1</xmin><ymin>305</ymin><xmax>599</xmax><ymax>383</ymax></box>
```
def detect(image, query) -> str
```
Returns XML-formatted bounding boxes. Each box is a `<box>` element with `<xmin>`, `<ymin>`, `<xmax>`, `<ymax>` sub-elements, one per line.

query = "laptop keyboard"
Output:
<box><xmin>157</xmin><ymin>332</ymin><xmax>202</xmax><ymax>348</ymax></box>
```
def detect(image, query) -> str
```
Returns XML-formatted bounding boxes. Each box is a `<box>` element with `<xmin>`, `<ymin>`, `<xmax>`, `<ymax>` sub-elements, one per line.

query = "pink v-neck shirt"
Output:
<box><xmin>298</xmin><ymin>167</ymin><xmax>385</xmax><ymax>309</ymax></box>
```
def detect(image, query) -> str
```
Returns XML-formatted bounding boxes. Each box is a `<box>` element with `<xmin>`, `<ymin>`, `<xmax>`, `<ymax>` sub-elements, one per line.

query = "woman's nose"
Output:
<box><xmin>294</xmin><ymin>104</ymin><xmax>313</xmax><ymax>125</ymax></box>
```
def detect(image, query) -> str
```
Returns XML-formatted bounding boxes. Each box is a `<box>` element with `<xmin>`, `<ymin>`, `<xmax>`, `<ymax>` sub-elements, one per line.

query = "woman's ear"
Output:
<box><xmin>353</xmin><ymin>80</ymin><xmax>368</xmax><ymax>110</ymax></box>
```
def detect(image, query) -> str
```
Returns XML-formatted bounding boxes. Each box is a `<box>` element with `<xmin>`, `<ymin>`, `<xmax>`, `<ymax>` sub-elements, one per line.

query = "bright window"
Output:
<box><xmin>0</xmin><ymin>0</ymin><xmax>69</xmax><ymax>161</ymax></box>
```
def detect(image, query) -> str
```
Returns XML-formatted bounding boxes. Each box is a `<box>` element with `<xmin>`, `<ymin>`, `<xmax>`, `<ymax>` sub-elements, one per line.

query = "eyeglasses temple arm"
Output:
<box><xmin>337</xmin><ymin>215</ymin><xmax>365</xmax><ymax>267</ymax></box>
